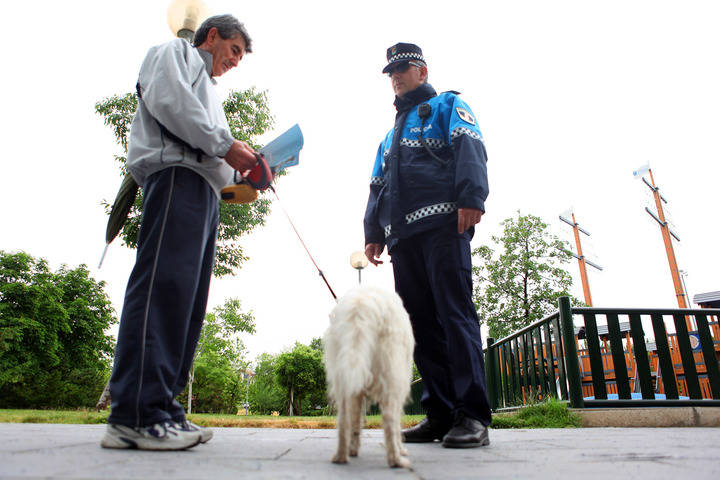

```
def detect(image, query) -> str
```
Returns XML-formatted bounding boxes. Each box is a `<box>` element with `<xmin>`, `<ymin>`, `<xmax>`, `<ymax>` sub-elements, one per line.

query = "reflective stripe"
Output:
<box><xmin>400</xmin><ymin>137</ymin><xmax>447</xmax><ymax>149</ymax></box>
<box><xmin>382</xmin><ymin>202</ymin><xmax>458</xmax><ymax>238</ymax></box>
<box><xmin>450</xmin><ymin>126</ymin><xmax>483</xmax><ymax>143</ymax></box>
<box><xmin>388</xmin><ymin>52</ymin><xmax>424</xmax><ymax>63</ymax></box>
<box><xmin>406</xmin><ymin>202</ymin><xmax>457</xmax><ymax>224</ymax></box>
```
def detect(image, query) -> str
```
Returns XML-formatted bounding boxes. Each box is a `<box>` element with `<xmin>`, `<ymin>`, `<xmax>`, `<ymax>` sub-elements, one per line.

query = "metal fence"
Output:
<box><xmin>484</xmin><ymin>297</ymin><xmax>720</xmax><ymax>410</ymax></box>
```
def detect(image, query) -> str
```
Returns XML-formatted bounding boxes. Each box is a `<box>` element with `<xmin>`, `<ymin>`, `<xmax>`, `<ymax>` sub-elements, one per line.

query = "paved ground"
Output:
<box><xmin>1</xmin><ymin>424</ymin><xmax>719</xmax><ymax>479</ymax></box>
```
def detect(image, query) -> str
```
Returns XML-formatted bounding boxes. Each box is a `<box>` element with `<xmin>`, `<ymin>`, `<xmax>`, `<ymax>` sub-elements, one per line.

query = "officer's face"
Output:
<box><xmin>202</xmin><ymin>28</ymin><xmax>247</xmax><ymax>77</ymax></box>
<box><xmin>390</xmin><ymin>63</ymin><xmax>428</xmax><ymax>97</ymax></box>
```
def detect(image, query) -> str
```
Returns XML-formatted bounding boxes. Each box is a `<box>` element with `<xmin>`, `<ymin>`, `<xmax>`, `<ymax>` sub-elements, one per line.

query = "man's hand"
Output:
<box><xmin>364</xmin><ymin>243</ymin><xmax>385</xmax><ymax>266</ymax></box>
<box><xmin>224</xmin><ymin>140</ymin><xmax>257</xmax><ymax>172</ymax></box>
<box><xmin>457</xmin><ymin>208</ymin><xmax>484</xmax><ymax>234</ymax></box>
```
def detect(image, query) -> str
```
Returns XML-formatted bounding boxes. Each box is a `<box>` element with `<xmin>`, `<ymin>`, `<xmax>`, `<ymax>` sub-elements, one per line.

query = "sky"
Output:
<box><xmin>1</xmin><ymin>0</ymin><xmax>719</xmax><ymax>362</ymax></box>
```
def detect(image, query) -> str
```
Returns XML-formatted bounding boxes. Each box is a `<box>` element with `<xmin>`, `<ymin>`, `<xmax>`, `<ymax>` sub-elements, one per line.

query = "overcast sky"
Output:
<box><xmin>2</xmin><ymin>0</ymin><xmax>718</xmax><ymax>361</ymax></box>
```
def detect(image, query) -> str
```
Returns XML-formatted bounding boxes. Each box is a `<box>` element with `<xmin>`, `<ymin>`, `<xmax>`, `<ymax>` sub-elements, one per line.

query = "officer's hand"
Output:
<box><xmin>364</xmin><ymin>243</ymin><xmax>384</xmax><ymax>266</ymax></box>
<box><xmin>224</xmin><ymin>140</ymin><xmax>257</xmax><ymax>172</ymax></box>
<box><xmin>458</xmin><ymin>208</ymin><xmax>483</xmax><ymax>234</ymax></box>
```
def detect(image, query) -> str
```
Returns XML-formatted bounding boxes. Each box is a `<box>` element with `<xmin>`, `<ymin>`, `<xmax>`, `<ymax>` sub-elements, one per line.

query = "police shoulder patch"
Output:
<box><xmin>456</xmin><ymin>108</ymin><xmax>475</xmax><ymax>125</ymax></box>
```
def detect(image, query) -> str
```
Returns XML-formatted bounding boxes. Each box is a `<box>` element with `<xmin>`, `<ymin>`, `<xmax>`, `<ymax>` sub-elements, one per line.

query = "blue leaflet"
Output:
<box><xmin>260</xmin><ymin>124</ymin><xmax>304</xmax><ymax>173</ymax></box>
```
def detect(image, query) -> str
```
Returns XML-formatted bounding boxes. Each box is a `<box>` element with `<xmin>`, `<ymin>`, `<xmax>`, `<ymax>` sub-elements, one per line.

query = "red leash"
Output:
<box><xmin>269</xmin><ymin>185</ymin><xmax>337</xmax><ymax>302</ymax></box>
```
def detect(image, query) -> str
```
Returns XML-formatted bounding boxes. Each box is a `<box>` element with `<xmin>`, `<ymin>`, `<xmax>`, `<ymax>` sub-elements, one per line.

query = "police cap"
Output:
<box><xmin>382</xmin><ymin>42</ymin><xmax>426</xmax><ymax>74</ymax></box>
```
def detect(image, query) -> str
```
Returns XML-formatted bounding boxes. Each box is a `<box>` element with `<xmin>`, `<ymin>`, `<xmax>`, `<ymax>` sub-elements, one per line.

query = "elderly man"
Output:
<box><xmin>101</xmin><ymin>15</ymin><xmax>257</xmax><ymax>451</ymax></box>
<box><xmin>363</xmin><ymin>43</ymin><xmax>491</xmax><ymax>448</ymax></box>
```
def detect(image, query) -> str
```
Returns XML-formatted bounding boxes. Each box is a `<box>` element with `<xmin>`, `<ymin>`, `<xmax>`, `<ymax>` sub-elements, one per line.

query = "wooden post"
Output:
<box><xmin>571</xmin><ymin>213</ymin><xmax>593</xmax><ymax>306</ymax></box>
<box><xmin>647</xmin><ymin>170</ymin><xmax>688</xmax><ymax>310</ymax></box>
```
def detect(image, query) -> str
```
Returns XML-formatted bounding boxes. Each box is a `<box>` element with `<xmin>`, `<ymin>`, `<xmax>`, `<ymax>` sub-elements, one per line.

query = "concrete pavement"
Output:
<box><xmin>1</xmin><ymin>423</ymin><xmax>719</xmax><ymax>479</ymax></box>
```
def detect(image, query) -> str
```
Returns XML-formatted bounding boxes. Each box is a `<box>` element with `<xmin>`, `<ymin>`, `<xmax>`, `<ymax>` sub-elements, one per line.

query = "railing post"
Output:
<box><xmin>486</xmin><ymin>337</ymin><xmax>498</xmax><ymax>411</ymax></box>
<box><xmin>559</xmin><ymin>296</ymin><xmax>584</xmax><ymax>408</ymax></box>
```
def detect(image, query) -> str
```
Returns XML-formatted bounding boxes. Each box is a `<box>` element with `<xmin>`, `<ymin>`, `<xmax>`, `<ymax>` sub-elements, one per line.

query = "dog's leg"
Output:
<box><xmin>380</xmin><ymin>399</ymin><xmax>411</xmax><ymax>468</ymax></box>
<box><xmin>349</xmin><ymin>394</ymin><xmax>364</xmax><ymax>456</ymax></box>
<box><xmin>331</xmin><ymin>398</ymin><xmax>351</xmax><ymax>464</ymax></box>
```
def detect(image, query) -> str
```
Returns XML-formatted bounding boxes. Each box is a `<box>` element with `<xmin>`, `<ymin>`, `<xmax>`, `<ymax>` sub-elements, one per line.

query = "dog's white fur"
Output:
<box><xmin>323</xmin><ymin>285</ymin><xmax>415</xmax><ymax>468</ymax></box>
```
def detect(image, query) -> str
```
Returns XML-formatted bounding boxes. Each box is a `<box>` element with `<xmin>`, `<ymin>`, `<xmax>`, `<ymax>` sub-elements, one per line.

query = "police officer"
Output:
<box><xmin>363</xmin><ymin>43</ymin><xmax>491</xmax><ymax>448</ymax></box>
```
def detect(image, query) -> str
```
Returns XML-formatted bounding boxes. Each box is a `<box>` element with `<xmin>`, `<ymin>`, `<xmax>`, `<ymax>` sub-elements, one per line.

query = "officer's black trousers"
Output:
<box><xmin>391</xmin><ymin>223</ymin><xmax>492</xmax><ymax>426</ymax></box>
<box><xmin>108</xmin><ymin>167</ymin><xmax>219</xmax><ymax>428</ymax></box>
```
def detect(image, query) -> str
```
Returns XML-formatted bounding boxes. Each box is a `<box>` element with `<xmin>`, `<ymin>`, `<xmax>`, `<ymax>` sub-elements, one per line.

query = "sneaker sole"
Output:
<box><xmin>101</xmin><ymin>433</ymin><xmax>202</xmax><ymax>451</ymax></box>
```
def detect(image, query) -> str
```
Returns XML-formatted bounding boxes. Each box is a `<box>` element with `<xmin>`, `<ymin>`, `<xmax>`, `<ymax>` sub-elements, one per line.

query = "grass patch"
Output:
<box><xmin>0</xmin><ymin>400</ymin><xmax>580</xmax><ymax>429</ymax></box>
<box><xmin>0</xmin><ymin>409</ymin><xmax>109</xmax><ymax>425</ymax></box>
<box><xmin>0</xmin><ymin>409</ymin><xmax>425</xmax><ymax>429</ymax></box>
<box><xmin>187</xmin><ymin>413</ymin><xmax>426</xmax><ymax>429</ymax></box>
<box><xmin>490</xmin><ymin>398</ymin><xmax>582</xmax><ymax>429</ymax></box>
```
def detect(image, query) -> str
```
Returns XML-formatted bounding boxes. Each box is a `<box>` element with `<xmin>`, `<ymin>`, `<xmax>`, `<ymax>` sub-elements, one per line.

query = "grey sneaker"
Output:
<box><xmin>177</xmin><ymin>419</ymin><xmax>213</xmax><ymax>444</ymax></box>
<box><xmin>100</xmin><ymin>421</ymin><xmax>201</xmax><ymax>451</ymax></box>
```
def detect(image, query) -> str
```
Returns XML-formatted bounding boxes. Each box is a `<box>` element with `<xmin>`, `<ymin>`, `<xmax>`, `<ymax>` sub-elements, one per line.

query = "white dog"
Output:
<box><xmin>323</xmin><ymin>285</ymin><xmax>415</xmax><ymax>468</ymax></box>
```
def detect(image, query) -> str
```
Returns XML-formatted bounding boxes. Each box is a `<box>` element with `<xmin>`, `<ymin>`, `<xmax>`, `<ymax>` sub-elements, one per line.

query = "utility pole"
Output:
<box><xmin>559</xmin><ymin>211</ymin><xmax>603</xmax><ymax>306</ymax></box>
<box><xmin>637</xmin><ymin>167</ymin><xmax>688</xmax><ymax>309</ymax></box>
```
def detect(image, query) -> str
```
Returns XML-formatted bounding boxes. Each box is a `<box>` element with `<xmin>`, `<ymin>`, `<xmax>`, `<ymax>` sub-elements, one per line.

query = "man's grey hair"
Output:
<box><xmin>193</xmin><ymin>14</ymin><xmax>253</xmax><ymax>53</ymax></box>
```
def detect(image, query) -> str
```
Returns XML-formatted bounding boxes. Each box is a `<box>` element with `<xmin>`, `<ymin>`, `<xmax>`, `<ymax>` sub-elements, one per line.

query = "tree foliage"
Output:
<box><xmin>0</xmin><ymin>251</ymin><xmax>117</xmax><ymax>408</ymax></box>
<box><xmin>472</xmin><ymin>212</ymin><xmax>580</xmax><ymax>339</ymax></box>
<box><xmin>180</xmin><ymin>298</ymin><xmax>256</xmax><ymax>414</ymax></box>
<box><xmin>247</xmin><ymin>353</ymin><xmax>286</xmax><ymax>415</ymax></box>
<box><xmin>274</xmin><ymin>343</ymin><xmax>326</xmax><ymax>416</ymax></box>
<box><xmin>95</xmin><ymin>87</ymin><xmax>274</xmax><ymax>276</ymax></box>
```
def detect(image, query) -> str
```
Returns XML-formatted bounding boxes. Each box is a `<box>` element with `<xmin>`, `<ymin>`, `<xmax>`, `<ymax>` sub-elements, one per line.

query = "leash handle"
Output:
<box><xmin>270</xmin><ymin>186</ymin><xmax>337</xmax><ymax>302</ymax></box>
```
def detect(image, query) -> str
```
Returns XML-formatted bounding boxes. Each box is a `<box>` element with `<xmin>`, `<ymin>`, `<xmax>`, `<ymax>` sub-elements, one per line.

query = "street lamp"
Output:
<box><xmin>241</xmin><ymin>370</ymin><xmax>254</xmax><ymax>416</ymax></box>
<box><xmin>350</xmin><ymin>251</ymin><xmax>369</xmax><ymax>284</ymax></box>
<box><xmin>168</xmin><ymin>0</ymin><xmax>210</xmax><ymax>41</ymax></box>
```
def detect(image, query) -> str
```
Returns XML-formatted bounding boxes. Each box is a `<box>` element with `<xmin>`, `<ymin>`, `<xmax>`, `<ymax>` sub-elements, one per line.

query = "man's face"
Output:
<box><xmin>389</xmin><ymin>62</ymin><xmax>427</xmax><ymax>97</ymax></box>
<box><xmin>204</xmin><ymin>27</ymin><xmax>247</xmax><ymax>77</ymax></box>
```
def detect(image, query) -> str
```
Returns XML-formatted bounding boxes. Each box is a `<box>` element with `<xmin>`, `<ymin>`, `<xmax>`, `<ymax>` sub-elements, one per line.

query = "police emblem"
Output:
<box><xmin>391</xmin><ymin>46</ymin><xmax>397</xmax><ymax>55</ymax></box>
<box><xmin>456</xmin><ymin>108</ymin><xmax>475</xmax><ymax>125</ymax></box>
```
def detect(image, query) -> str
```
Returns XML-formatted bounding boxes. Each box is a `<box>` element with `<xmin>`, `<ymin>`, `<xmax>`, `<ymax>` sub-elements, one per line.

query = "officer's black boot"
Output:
<box><xmin>402</xmin><ymin>416</ymin><xmax>452</xmax><ymax>443</ymax></box>
<box><xmin>441</xmin><ymin>412</ymin><xmax>490</xmax><ymax>448</ymax></box>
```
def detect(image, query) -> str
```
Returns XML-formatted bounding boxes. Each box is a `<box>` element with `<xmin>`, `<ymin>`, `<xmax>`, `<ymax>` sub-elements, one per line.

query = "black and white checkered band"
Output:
<box><xmin>388</xmin><ymin>52</ymin><xmax>425</xmax><ymax>63</ymax></box>
<box><xmin>400</xmin><ymin>137</ymin><xmax>447</xmax><ymax>149</ymax></box>
<box><xmin>406</xmin><ymin>202</ymin><xmax>457</xmax><ymax>224</ymax></box>
<box><xmin>370</xmin><ymin>176</ymin><xmax>385</xmax><ymax>186</ymax></box>
<box><xmin>450</xmin><ymin>126</ymin><xmax>483</xmax><ymax>143</ymax></box>
<box><xmin>383</xmin><ymin>202</ymin><xmax>458</xmax><ymax>237</ymax></box>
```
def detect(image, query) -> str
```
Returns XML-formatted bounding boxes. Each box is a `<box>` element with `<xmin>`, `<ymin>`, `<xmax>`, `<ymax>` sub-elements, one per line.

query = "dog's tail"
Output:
<box><xmin>324</xmin><ymin>292</ymin><xmax>377</xmax><ymax>400</ymax></box>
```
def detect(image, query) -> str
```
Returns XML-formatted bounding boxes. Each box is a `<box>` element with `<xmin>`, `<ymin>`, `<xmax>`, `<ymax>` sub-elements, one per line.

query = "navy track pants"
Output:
<box><xmin>108</xmin><ymin>167</ymin><xmax>219</xmax><ymax>427</ymax></box>
<box><xmin>391</xmin><ymin>223</ymin><xmax>492</xmax><ymax>426</ymax></box>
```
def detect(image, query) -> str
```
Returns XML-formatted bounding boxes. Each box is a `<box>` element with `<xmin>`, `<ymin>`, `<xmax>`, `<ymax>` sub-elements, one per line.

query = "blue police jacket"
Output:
<box><xmin>363</xmin><ymin>83</ymin><xmax>489</xmax><ymax>250</ymax></box>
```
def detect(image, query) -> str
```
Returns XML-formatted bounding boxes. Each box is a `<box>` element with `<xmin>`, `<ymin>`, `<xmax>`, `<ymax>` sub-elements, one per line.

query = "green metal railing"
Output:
<box><xmin>485</xmin><ymin>297</ymin><xmax>720</xmax><ymax>410</ymax></box>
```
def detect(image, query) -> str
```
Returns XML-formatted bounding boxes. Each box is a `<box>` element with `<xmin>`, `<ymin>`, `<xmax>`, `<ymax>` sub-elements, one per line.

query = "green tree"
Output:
<box><xmin>181</xmin><ymin>298</ymin><xmax>256</xmax><ymax>414</ymax></box>
<box><xmin>472</xmin><ymin>212</ymin><xmax>580</xmax><ymax>339</ymax></box>
<box><xmin>0</xmin><ymin>251</ymin><xmax>117</xmax><ymax>408</ymax></box>
<box><xmin>304</xmin><ymin>337</ymin><xmax>329</xmax><ymax>412</ymax></box>
<box><xmin>275</xmin><ymin>343</ymin><xmax>326</xmax><ymax>416</ymax></box>
<box><xmin>247</xmin><ymin>353</ymin><xmax>286</xmax><ymax>415</ymax></box>
<box><xmin>95</xmin><ymin>87</ymin><xmax>274</xmax><ymax>276</ymax></box>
